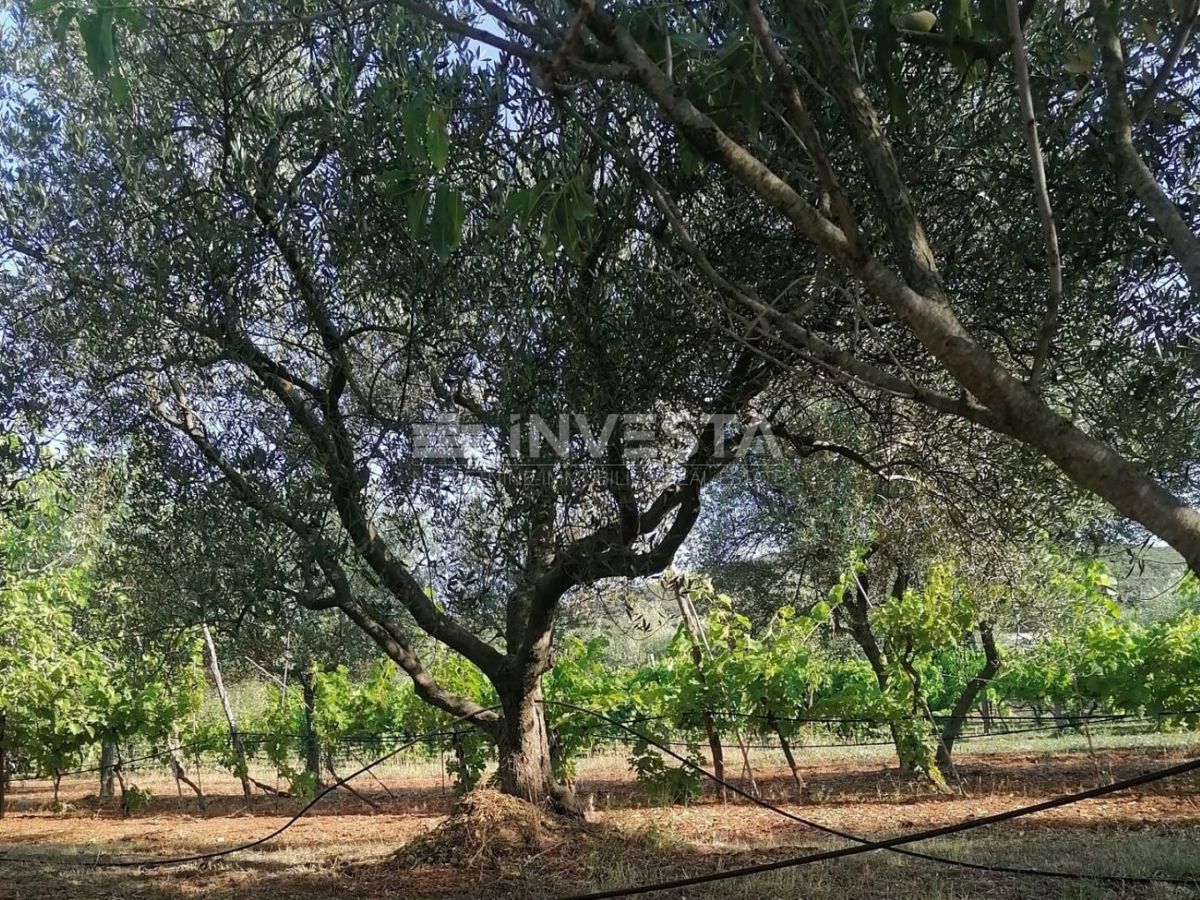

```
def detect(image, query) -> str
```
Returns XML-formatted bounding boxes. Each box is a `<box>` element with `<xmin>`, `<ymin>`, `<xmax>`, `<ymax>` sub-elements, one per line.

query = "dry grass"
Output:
<box><xmin>2</xmin><ymin>742</ymin><xmax>1200</xmax><ymax>899</ymax></box>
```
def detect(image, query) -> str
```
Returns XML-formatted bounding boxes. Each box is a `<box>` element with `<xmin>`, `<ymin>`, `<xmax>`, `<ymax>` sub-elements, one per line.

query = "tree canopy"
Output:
<box><xmin>2</xmin><ymin>0</ymin><xmax>1198</xmax><ymax>806</ymax></box>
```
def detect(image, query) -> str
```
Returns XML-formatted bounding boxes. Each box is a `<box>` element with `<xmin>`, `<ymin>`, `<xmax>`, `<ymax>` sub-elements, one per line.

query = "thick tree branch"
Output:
<box><xmin>771</xmin><ymin>420</ymin><xmax>903</xmax><ymax>480</ymax></box>
<box><xmin>937</xmin><ymin>623</ymin><xmax>1002</xmax><ymax>764</ymax></box>
<box><xmin>153</xmin><ymin>370</ymin><xmax>497</xmax><ymax>726</ymax></box>
<box><xmin>156</xmin><ymin>362</ymin><xmax>501</xmax><ymax>729</ymax></box>
<box><xmin>514</xmin><ymin>353</ymin><xmax>767</xmax><ymax>671</ymax></box>
<box><xmin>151</xmin><ymin>374</ymin><xmax>314</xmax><ymax>538</ymax></box>
<box><xmin>617</xmin><ymin>144</ymin><xmax>1002</xmax><ymax>429</ymax></box>
<box><xmin>240</xmin><ymin>199</ymin><xmax>507</xmax><ymax>678</ymax></box>
<box><xmin>310</xmin><ymin>547</ymin><xmax>501</xmax><ymax>731</ymax></box>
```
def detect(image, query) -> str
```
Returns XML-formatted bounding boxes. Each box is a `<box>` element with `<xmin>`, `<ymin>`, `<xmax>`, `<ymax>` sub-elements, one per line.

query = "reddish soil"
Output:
<box><xmin>1</xmin><ymin>747</ymin><xmax>1197</xmax><ymax>899</ymax></box>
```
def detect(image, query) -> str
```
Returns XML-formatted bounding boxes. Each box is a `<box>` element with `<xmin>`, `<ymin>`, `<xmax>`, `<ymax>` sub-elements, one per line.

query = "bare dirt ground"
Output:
<box><xmin>2</xmin><ymin>744</ymin><xmax>1200</xmax><ymax>899</ymax></box>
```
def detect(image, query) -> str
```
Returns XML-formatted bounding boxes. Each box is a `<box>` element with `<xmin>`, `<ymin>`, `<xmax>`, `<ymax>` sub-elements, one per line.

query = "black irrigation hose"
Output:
<box><xmin>0</xmin><ymin>706</ymin><xmax>503</xmax><ymax>870</ymax></box>
<box><xmin>4</xmin><ymin>701</ymin><xmax>1200</xmax><ymax>891</ymax></box>
<box><xmin>545</xmin><ymin>701</ymin><xmax>1200</xmax><ymax>898</ymax></box>
<box><xmin>559</xmin><ymin>755</ymin><xmax>1200</xmax><ymax>898</ymax></box>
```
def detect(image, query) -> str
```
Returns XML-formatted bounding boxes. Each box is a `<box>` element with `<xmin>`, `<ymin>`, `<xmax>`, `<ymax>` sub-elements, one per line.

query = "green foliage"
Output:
<box><xmin>0</xmin><ymin>566</ymin><xmax>103</xmax><ymax>775</ymax></box>
<box><xmin>122</xmin><ymin>783</ymin><xmax>152</xmax><ymax>814</ymax></box>
<box><xmin>288</xmin><ymin>769</ymin><xmax>320</xmax><ymax>801</ymax></box>
<box><xmin>545</xmin><ymin>636</ymin><xmax>628</xmax><ymax>778</ymax></box>
<box><xmin>429</xmin><ymin>185</ymin><xmax>465</xmax><ymax>260</ymax></box>
<box><xmin>248</xmin><ymin>654</ymin><xmax>500</xmax><ymax>793</ymax></box>
<box><xmin>1</xmin><ymin>459</ymin><xmax>1194</xmax><ymax>797</ymax></box>
<box><xmin>628</xmin><ymin>735</ymin><xmax>702</xmax><ymax>805</ymax></box>
<box><xmin>0</xmin><ymin>463</ymin><xmax>200</xmax><ymax>779</ymax></box>
<box><xmin>996</xmin><ymin>606</ymin><xmax>1200</xmax><ymax>724</ymax></box>
<box><xmin>445</xmin><ymin>729</ymin><xmax>491</xmax><ymax>793</ymax></box>
<box><xmin>9</xmin><ymin>0</ymin><xmax>1200</xmax><ymax>808</ymax></box>
<box><xmin>425</xmin><ymin>107</ymin><xmax>449</xmax><ymax>171</ymax></box>
<box><xmin>7</xmin><ymin>546</ymin><xmax>1200</xmax><ymax>796</ymax></box>
<box><xmin>874</xmin><ymin>563</ymin><xmax>977</xmax><ymax>660</ymax></box>
<box><xmin>741</xmin><ymin>603</ymin><xmax>832</xmax><ymax>736</ymax></box>
<box><xmin>28</xmin><ymin>0</ymin><xmax>146</xmax><ymax>93</ymax></box>
<box><xmin>496</xmin><ymin>176</ymin><xmax>596</xmax><ymax>262</ymax></box>
<box><xmin>863</xmin><ymin>562</ymin><xmax>982</xmax><ymax>780</ymax></box>
<box><xmin>313</xmin><ymin>662</ymin><xmax>409</xmax><ymax>741</ymax></box>
<box><xmin>252</xmin><ymin>684</ymin><xmax>309</xmax><ymax>788</ymax></box>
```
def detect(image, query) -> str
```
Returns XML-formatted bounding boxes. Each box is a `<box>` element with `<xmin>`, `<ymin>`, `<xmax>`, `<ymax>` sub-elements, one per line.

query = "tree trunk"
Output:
<box><xmin>675</xmin><ymin>582</ymin><xmax>758</xmax><ymax>799</ymax></box>
<box><xmin>113</xmin><ymin>761</ymin><xmax>129</xmax><ymax>817</ymax></box>
<box><xmin>700</xmin><ymin>703</ymin><xmax>728</xmax><ymax>803</ymax></box>
<box><xmin>1094</xmin><ymin>0</ymin><xmax>1200</xmax><ymax>297</ymax></box>
<box><xmin>770</xmin><ymin>715</ymin><xmax>805</xmax><ymax>798</ymax></box>
<box><xmin>1052</xmin><ymin>699</ymin><xmax>1068</xmax><ymax>733</ymax></box>
<box><xmin>937</xmin><ymin>624</ymin><xmax>1002</xmax><ymax>769</ymax></box>
<box><xmin>200</xmin><ymin>623</ymin><xmax>253</xmax><ymax>800</ymax></box>
<box><xmin>677</xmin><ymin>627</ymin><xmax>727</xmax><ymax>801</ymax></box>
<box><xmin>495</xmin><ymin>680</ymin><xmax>581</xmax><ymax>817</ymax></box>
<box><xmin>496</xmin><ymin>681</ymin><xmax>553</xmax><ymax>801</ymax></box>
<box><xmin>99</xmin><ymin>740</ymin><xmax>116</xmax><ymax>798</ymax></box>
<box><xmin>841</xmin><ymin>570</ymin><xmax>927</xmax><ymax>774</ymax></box>
<box><xmin>167</xmin><ymin>726</ymin><xmax>204</xmax><ymax>808</ymax></box>
<box><xmin>979</xmin><ymin>695</ymin><xmax>993</xmax><ymax>734</ymax></box>
<box><xmin>300</xmin><ymin>671</ymin><xmax>321</xmax><ymax>780</ymax></box>
<box><xmin>670</xmin><ymin>576</ymin><xmax>731</xmax><ymax>800</ymax></box>
<box><xmin>0</xmin><ymin>710</ymin><xmax>6</xmax><ymax>820</ymax></box>
<box><xmin>842</xmin><ymin>571</ymin><xmax>889</xmax><ymax>684</ymax></box>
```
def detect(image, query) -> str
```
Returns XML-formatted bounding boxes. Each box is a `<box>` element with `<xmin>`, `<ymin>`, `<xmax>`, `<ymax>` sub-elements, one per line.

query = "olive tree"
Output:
<box><xmin>1</xmin><ymin>3</ymin><xmax>790</xmax><ymax>809</ymax></box>
<box><xmin>8</xmin><ymin>0</ymin><xmax>1200</xmax><ymax>809</ymax></box>
<box><xmin>347</xmin><ymin>0</ymin><xmax>1200</xmax><ymax>571</ymax></box>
